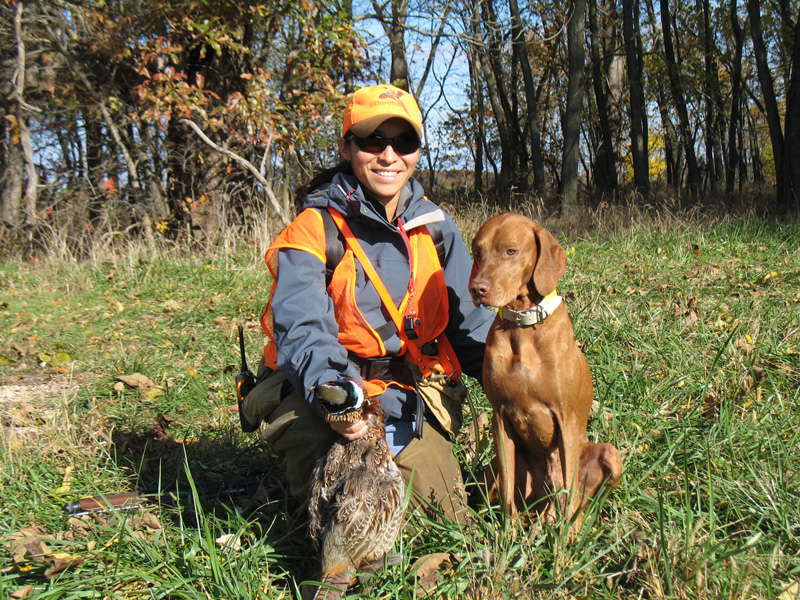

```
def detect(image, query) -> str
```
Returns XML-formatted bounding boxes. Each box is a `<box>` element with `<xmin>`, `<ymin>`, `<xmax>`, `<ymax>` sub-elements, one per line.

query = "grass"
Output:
<box><xmin>1</xmin><ymin>212</ymin><xmax>798</xmax><ymax>599</ymax></box>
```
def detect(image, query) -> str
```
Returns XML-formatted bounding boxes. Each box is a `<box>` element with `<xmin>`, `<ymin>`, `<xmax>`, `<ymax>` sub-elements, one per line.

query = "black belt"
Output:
<box><xmin>348</xmin><ymin>352</ymin><xmax>425</xmax><ymax>438</ymax></box>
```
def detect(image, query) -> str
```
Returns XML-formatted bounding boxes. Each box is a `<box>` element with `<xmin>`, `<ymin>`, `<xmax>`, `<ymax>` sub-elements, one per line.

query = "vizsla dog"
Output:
<box><xmin>470</xmin><ymin>213</ymin><xmax>622</xmax><ymax>530</ymax></box>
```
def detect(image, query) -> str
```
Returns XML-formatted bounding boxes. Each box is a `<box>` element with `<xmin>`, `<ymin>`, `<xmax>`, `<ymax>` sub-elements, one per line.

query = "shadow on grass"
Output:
<box><xmin>104</xmin><ymin>424</ymin><xmax>323</xmax><ymax>593</ymax></box>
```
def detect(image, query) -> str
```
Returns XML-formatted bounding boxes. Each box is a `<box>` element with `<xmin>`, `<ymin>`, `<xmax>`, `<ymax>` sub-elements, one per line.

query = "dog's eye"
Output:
<box><xmin>506</xmin><ymin>248</ymin><xmax>517</xmax><ymax>256</ymax></box>
<box><xmin>473</xmin><ymin>249</ymin><xmax>482</xmax><ymax>262</ymax></box>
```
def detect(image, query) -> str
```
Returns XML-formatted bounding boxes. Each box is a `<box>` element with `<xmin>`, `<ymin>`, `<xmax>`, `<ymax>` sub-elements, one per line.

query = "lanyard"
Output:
<box><xmin>396</xmin><ymin>218</ymin><xmax>415</xmax><ymax>298</ymax></box>
<box><xmin>327</xmin><ymin>207</ymin><xmax>431</xmax><ymax>378</ymax></box>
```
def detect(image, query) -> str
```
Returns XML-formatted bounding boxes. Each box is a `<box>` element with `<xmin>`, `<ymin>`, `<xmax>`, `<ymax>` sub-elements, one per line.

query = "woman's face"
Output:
<box><xmin>339</xmin><ymin>117</ymin><xmax>420</xmax><ymax>210</ymax></box>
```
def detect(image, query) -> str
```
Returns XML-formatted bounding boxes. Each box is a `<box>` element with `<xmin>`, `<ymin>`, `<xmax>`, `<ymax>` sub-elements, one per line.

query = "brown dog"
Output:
<box><xmin>470</xmin><ymin>213</ymin><xmax>622</xmax><ymax>529</ymax></box>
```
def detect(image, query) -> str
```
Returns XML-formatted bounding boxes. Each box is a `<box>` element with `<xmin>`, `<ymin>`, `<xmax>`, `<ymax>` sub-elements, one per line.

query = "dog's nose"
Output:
<box><xmin>470</xmin><ymin>280</ymin><xmax>490</xmax><ymax>305</ymax></box>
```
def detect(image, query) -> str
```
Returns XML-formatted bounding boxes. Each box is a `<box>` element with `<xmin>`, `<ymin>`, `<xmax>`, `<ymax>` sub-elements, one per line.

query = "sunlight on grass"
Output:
<box><xmin>1</xmin><ymin>214</ymin><xmax>798</xmax><ymax>599</ymax></box>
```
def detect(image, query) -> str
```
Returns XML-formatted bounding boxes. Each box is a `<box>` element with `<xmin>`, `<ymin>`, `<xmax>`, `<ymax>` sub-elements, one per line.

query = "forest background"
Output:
<box><xmin>1</xmin><ymin>0</ymin><xmax>799</xmax><ymax>255</ymax></box>
<box><xmin>1</xmin><ymin>1</ymin><xmax>800</xmax><ymax>598</ymax></box>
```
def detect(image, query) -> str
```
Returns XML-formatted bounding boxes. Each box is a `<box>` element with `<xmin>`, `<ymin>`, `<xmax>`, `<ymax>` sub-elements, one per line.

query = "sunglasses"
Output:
<box><xmin>350</xmin><ymin>133</ymin><xmax>421</xmax><ymax>155</ymax></box>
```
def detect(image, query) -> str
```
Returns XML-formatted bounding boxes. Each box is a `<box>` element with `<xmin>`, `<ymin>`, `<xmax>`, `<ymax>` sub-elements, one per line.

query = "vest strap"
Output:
<box><xmin>328</xmin><ymin>208</ymin><xmax>432</xmax><ymax>378</ymax></box>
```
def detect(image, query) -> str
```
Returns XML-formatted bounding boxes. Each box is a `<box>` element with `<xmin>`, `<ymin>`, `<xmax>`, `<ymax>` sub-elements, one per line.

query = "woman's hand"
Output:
<box><xmin>329</xmin><ymin>416</ymin><xmax>370</xmax><ymax>441</ymax></box>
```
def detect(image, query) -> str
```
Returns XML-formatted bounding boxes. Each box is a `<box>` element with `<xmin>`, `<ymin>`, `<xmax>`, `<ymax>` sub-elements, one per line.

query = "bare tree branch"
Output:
<box><xmin>180</xmin><ymin>119</ymin><xmax>291</xmax><ymax>227</ymax></box>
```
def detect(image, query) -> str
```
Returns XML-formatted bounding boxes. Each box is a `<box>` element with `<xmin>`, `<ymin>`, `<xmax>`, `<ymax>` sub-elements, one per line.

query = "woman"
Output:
<box><xmin>241</xmin><ymin>84</ymin><xmax>494</xmax><ymax>522</ymax></box>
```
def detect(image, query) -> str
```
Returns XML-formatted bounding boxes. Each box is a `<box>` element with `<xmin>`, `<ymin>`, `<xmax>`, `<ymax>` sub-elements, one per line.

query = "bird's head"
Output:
<box><xmin>314</xmin><ymin>378</ymin><xmax>375</xmax><ymax>423</ymax></box>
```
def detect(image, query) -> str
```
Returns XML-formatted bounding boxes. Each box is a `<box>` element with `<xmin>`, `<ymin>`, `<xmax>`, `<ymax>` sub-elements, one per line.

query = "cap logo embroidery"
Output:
<box><xmin>376</xmin><ymin>87</ymin><xmax>412</xmax><ymax>117</ymax></box>
<box><xmin>379</xmin><ymin>88</ymin><xmax>404</xmax><ymax>101</ymax></box>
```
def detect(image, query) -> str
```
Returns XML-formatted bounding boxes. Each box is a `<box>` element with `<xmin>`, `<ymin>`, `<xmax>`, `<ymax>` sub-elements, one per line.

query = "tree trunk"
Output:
<box><xmin>1</xmin><ymin>111</ymin><xmax>25</xmax><ymax>228</ymax></box>
<box><xmin>726</xmin><ymin>0</ymin><xmax>744</xmax><ymax>194</ymax></box>
<box><xmin>85</xmin><ymin>116</ymin><xmax>104</xmax><ymax>216</ymax></box>
<box><xmin>700</xmin><ymin>0</ymin><xmax>724</xmax><ymax>188</ymax></box>
<box><xmin>781</xmin><ymin>10</ymin><xmax>800</xmax><ymax>213</ymax></box>
<box><xmin>622</xmin><ymin>0</ymin><xmax>649</xmax><ymax>200</ymax></box>
<box><xmin>371</xmin><ymin>0</ymin><xmax>410</xmax><ymax>89</ymax></box>
<box><xmin>475</xmin><ymin>0</ymin><xmax>516</xmax><ymax>192</ymax></box>
<box><xmin>468</xmin><ymin>2</ymin><xmax>485</xmax><ymax>194</ymax></box>
<box><xmin>747</xmin><ymin>0</ymin><xmax>784</xmax><ymax>208</ymax></box>
<box><xmin>660</xmin><ymin>0</ymin><xmax>700</xmax><ymax>194</ymax></box>
<box><xmin>561</xmin><ymin>0</ymin><xmax>586</xmax><ymax>216</ymax></box>
<box><xmin>482</xmin><ymin>0</ymin><xmax>523</xmax><ymax>191</ymax></box>
<box><xmin>508</xmin><ymin>0</ymin><xmax>547</xmax><ymax>197</ymax></box>
<box><xmin>588</xmin><ymin>0</ymin><xmax>617</xmax><ymax>193</ymax></box>
<box><xmin>477</xmin><ymin>48</ymin><xmax>514</xmax><ymax>191</ymax></box>
<box><xmin>12</xmin><ymin>1</ymin><xmax>38</xmax><ymax>224</ymax></box>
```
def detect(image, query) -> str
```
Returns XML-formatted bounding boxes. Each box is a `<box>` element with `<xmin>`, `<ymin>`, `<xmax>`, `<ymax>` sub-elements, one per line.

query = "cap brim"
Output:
<box><xmin>348</xmin><ymin>115</ymin><xmax>422</xmax><ymax>140</ymax></box>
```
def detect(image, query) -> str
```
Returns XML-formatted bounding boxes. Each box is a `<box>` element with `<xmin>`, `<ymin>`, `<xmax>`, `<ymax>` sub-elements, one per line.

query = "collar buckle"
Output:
<box><xmin>496</xmin><ymin>292</ymin><xmax>561</xmax><ymax>328</ymax></box>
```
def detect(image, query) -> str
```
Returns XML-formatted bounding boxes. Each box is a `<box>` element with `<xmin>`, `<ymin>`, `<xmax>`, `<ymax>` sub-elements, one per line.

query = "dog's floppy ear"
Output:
<box><xmin>531</xmin><ymin>224</ymin><xmax>567</xmax><ymax>296</ymax></box>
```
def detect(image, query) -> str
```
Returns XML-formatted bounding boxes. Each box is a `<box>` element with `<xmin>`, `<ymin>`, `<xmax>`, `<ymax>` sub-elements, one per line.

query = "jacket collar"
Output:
<box><xmin>304</xmin><ymin>172</ymin><xmax>432</xmax><ymax>228</ymax></box>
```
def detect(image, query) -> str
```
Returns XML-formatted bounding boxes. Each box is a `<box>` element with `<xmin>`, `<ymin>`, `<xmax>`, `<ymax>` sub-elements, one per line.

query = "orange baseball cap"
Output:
<box><xmin>342</xmin><ymin>85</ymin><xmax>423</xmax><ymax>139</ymax></box>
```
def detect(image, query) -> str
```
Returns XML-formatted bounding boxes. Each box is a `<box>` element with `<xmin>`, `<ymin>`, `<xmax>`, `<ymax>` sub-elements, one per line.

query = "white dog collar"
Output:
<box><xmin>490</xmin><ymin>290</ymin><xmax>562</xmax><ymax>327</ymax></box>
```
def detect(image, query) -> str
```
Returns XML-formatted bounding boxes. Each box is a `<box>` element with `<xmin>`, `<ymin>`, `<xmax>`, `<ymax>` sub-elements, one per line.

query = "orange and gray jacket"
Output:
<box><xmin>259</xmin><ymin>172</ymin><xmax>494</xmax><ymax>425</ymax></box>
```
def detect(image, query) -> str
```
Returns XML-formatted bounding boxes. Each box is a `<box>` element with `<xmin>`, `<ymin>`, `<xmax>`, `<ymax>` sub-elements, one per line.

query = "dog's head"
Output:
<box><xmin>469</xmin><ymin>213</ymin><xmax>567</xmax><ymax>308</ymax></box>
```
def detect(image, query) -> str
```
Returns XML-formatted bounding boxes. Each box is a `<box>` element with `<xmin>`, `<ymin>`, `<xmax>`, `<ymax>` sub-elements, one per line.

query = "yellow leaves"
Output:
<box><xmin>0</xmin><ymin>353</ymin><xmax>18</xmax><ymax>366</ymax></box>
<box><xmin>163</xmin><ymin>299</ymin><xmax>182</xmax><ymax>312</ymax></box>
<box><xmin>7</xmin><ymin>526</ymin><xmax>84</xmax><ymax>580</ymax></box>
<box><xmin>38</xmin><ymin>351</ymin><xmax>72</xmax><ymax>367</ymax></box>
<box><xmin>54</xmin><ymin>466</ymin><xmax>73</xmax><ymax>495</ymax></box>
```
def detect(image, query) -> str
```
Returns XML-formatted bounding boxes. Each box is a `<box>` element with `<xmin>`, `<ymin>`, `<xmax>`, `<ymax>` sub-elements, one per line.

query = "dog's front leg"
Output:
<box><xmin>492</xmin><ymin>411</ymin><xmax>518</xmax><ymax>517</ymax></box>
<box><xmin>558</xmin><ymin>419</ymin><xmax>590</xmax><ymax>529</ymax></box>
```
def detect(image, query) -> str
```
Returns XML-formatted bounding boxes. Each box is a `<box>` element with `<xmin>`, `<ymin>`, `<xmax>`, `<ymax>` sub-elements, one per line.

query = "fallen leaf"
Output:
<box><xmin>4</xmin><ymin>402</ymin><xmax>43</xmax><ymax>427</ymax></box>
<box><xmin>0</xmin><ymin>353</ymin><xmax>18</xmax><ymax>366</ymax></box>
<box><xmin>54</xmin><ymin>465</ymin><xmax>73</xmax><ymax>494</ymax></box>
<box><xmin>413</xmin><ymin>552</ymin><xmax>452</xmax><ymax>579</ymax></box>
<box><xmin>10</xmin><ymin>585</ymin><xmax>33</xmax><ymax>599</ymax></box>
<box><xmin>163</xmin><ymin>300</ymin><xmax>182</xmax><ymax>312</ymax></box>
<box><xmin>779</xmin><ymin>580</ymin><xmax>799</xmax><ymax>600</ymax></box>
<box><xmin>37</xmin><ymin>352</ymin><xmax>72</xmax><ymax>367</ymax></box>
<box><xmin>734</xmin><ymin>336</ymin><xmax>754</xmax><ymax>355</ymax></box>
<box><xmin>130</xmin><ymin>512</ymin><xmax>162</xmax><ymax>532</ymax></box>
<box><xmin>67</xmin><ymin>518</ymin><xmax>93</xmax><ymax>541</ymax></box>
<box><xmin>16</xmin><ymin>539</ymin><xmax>50</xmax><ymax>563</ymax></box>
<box><xmin>44</xmin><ymin>552</ymin><xmax>84</xmax><ymax>580</ymax></box>
<box><xmin>144</xmin><ymin>385</ymin><xmax>164</xmax><ymax>400</ymax></box>
<box><xmin>116</xmin><ymin>373</ymin><xmax>156</xmax><ymax>390</ymax></box>
<box><xmin>413</xmin><ymin>552</ymin><xmax>453</xmax><ymax>595</ymax></box>
<box><xmin>216</xmin><ymin>533</ymin><xmax>242</xmax><ymax>551</ymax></box>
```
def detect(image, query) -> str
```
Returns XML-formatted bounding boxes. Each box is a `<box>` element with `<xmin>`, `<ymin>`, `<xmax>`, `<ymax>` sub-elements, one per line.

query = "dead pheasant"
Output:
<box><xmin>308</xmin><ymin>379</ymin><xmax>405</xmax><ymax>600</ymax></box>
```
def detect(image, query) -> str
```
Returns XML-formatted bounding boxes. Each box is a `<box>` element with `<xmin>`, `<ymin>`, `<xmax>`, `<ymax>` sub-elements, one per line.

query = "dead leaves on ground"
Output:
<box><xmin>114</xmin><ymin>372</ymin><xmax>171</xmax><ymax>401</ymax></box>
<box><xmin>7</xmin><ymin>525</ymin><xmax>85</xmax><ymax>581</ymax></box>
<box><xmin>115</xmin><ymin>373</ymin><xmax>156</xmax><ymax>391</ymax></box>
<box><xmin>4</xmin><ymin>511</ymin><xmax>165</xmax><ymax>587</ymax></box>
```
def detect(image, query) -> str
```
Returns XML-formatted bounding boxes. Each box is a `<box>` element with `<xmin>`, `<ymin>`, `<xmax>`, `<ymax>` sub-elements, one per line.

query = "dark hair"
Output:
<box><xmin>293</xmin><ymin>137</ymin><xmax>355</xmax><ymax>215</ymax></box>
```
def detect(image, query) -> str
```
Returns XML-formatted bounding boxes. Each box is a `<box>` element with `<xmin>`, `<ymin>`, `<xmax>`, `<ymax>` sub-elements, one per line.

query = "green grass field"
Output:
<box><xmin>1</xmin><ymin>213</ymin><xmax>798</xmax><ymax>599</ymax></box>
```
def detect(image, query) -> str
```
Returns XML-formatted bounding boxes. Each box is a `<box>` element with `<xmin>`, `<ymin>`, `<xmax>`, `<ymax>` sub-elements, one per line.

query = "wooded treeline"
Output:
<box><xmin>1</xmin><ymin>0</ymin><xmax>798</xmax><ymax>249</ymax></box>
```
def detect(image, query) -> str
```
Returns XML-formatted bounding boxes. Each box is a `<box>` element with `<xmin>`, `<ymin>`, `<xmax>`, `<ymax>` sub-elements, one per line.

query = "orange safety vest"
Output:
<box><xmin>260</xmin><ymin>207</ymin><xmax>462</xmax><ymax>398</ymax></box>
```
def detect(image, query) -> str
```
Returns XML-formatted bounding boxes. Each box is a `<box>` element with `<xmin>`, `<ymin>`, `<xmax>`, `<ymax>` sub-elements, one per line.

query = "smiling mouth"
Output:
<box><xmin>374</xmin><ymin>170</ymin><xmax>400</xmax><ymax>178</ymax></box>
